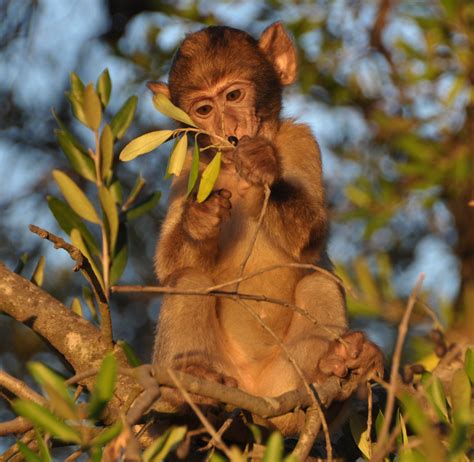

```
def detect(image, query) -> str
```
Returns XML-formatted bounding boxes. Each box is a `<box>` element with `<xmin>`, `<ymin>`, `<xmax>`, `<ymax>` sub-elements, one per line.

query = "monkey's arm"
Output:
<box><xmin>265</xmin><ymin>121</ymin><xmax>327</xmax><ymax>259</ymax></box>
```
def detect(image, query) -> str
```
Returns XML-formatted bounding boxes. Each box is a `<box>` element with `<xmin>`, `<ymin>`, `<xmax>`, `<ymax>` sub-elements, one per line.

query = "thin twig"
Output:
<box><xmin>29</xmin><ymin>224</ymin><xmax>113</xmax><ymax>348</ymax></box>
<box><xmin>372</xmin><ymin>273</ymin><xmax>425</xmax><ymax>462</ymax></box>
<box><xmin>0</xmin><ymin>417</ymin><xmax>33</xmax><ymax>436</ymax></box>
<box><xmin>0</xmin><ymin>370</ymin><xmax>46</xmax><ymax>405</ymax></box>
<box><xmin>234</xmin><ymin>299</ymin><xmax>333</xmax><ymax>461</ymax></box>
<box><xmin>167</xmin><ymin>368</ymin><xmax>234</xmax><ymax>460</ymax></box>
<box><xmin>200</xmin><ymin>408</ymin><xmax>242</xmax><ymax>452</ymax></box>
<box><xmin>366</xmin><ymin>382</ymin><xmax>373</xmax><ymax>458</ymax></box>
<box><xmin>237</xmin><ymin>184</ymin><xmax>271</xmax><ymax>290</ymax></box>
<box><xmin>292</xmin><ymin>405</ymin><xmax>322</xmax><ymax>461</ymax></box>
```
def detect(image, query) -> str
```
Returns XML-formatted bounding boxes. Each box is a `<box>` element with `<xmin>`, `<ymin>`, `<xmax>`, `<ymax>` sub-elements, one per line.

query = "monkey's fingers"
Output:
<box><xmin>319</xmin><ymin>355</ymin><xmax>348</xmax><ymax>378</ymax></box>
<box><xmin>216</xmin><ymin>189</ymin><xmax>232</xmax><ymax>200</ymax></box>
<box><xmin>346</xmin><ymin>341</ymin><xmax>384</xmax><ymax>379</ymax></box>
<box><xmin>338</xmin><ymin>331</ymin><xmax>365</xmax><ymax>360</ymax></box>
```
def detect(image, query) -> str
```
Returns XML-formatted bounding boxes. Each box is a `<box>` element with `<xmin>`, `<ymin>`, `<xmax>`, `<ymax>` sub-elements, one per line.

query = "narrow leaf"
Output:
<box><xmin>47</xmin><ymin>196</ymin><xmax>100</xmax><ymax>256</ymax></box>
<box><xmin>349</xmin><ymin>414</ymin><xmax>371</xmax><ymax>459</ymax></box>
<box><xmin>70</xmin><ymin>297</ymin><xmax>83</xmax><ymax>317</ymax></box>
<box><xmin>88</xmin><ymin>354</ymin><xmax>117</xmax><ymax>419</ymax></box>
<box><xmin>13</xmin><ymin>400</ymin><xmax>81</xmax><ymax>444</ymax></box>
<box><xmin>464</xmin><ymin>348</ymin><xmax>474</xmax><ymax>383</ymax></box>
<box><xmin>123</xmin><ymin>175</ymin><xmax>146</xmax><ymax>210</ymax></box>
<box><xmin>152</xmin><ymin>93</ymin><xmax>197</xmax><ymax>127</ymax></box>
<box><xmin>119</xmin><ymin>130</ymin><xmax>173</xmax><ymax>162</ymax></box>
<box><xmin>35</xmin><ymin>428</ymin><xmax>52</xmax><ymax>462</ymax></box>
<box><xmin>126</xmin><ymin>192</ymin><xmax>161</xmax><ymax>221</ymax></box>
<box><xmin>187</xmin><ymin>140</ymin><xmax>200</xmax><ymax>196</ymax></box>
<box><xmin>117</xmin><ymin>340</ymin><xmax>142</xmax><ymax>367</ymax></box>
<box><xmin>262</xmin><ymin>432</ymin><xmax>284</xmax><ymax>462</ymax></box>
<box><xmin>83</xmin><ymin>83</ymin><xmax>102</xmax><ymax>131</ymax></box>
<box><xmin>70</xmin><ymin>72</ymin><xmax>84</xmax><ymax>99</ymax></box>
<box><xmin>450</xmin><ymin>369</ymin><xmax>471</xmax><ymax>423</ymax></box>
<box><xmin>109</xmin><ymin>179</ymin><xmax>123</xmax><ymax>204</ymax></box>
<box><xmin>56</xmin><ymin>129</ymin><xmax>95</xmax><ymax>182</ymax></box>
<box><xmin>167</xmin><ymin>134</ymin><xmax>188</xmax><ymax>176</ymax></box>
<box><xmin>109</xmin><ymin>225</ymin><xmax>128</xmax><ymax>285</ymax></box>
<box><xmin>52</xmin><ymin>170</ymin><xmax>100</xmax><ymax>224</ymax></box>
<box><xmin>67</xmin><ymin>92</ymin><xmax>88</xmax><ymax>126</ymax></box>
<box><xmin>110</xmin><ymin>95</ymin><xmax>137</xmax><ymax>140</ymax></box>
<box><xmin>96</xmin><ymin>69</ymin><xmax>112</xmax><ymax>108</ymax></box>
<box><xmin>197</xmin><ymin>151</ymin><xmax>221</xmax><ymax>203</ymax></box>
<box><xmin>100</xmin><ymin>124</ymin><xmax>114</xmax><ymax>179</ymax></box>
<box><xmin>17</xmin><ymin>442</ymin><xmax>42</xmax><ymax>462</ymax></box>
<box><xmin>31</xmin><ymin>256</ymin><xmax>46</xmax><ymax>287</ymax></box>
<box><xmin>82</xmin><ymin>285</ymin><xmax>98</xmax><ymax>321</ymax></box>
<box><xmin>143</xmin><ymin>426</ymin><xmax>187</xmax><ymax>462</ymax></box>
<box><xmin>99</xmin><ymin>186</ymin><xmax>119</xmax><ymax>251</ymax></box>
<box><xmin>91</xmin><ymin>420</ymin><xmax>123</xmax><ymax>447</ymax></box>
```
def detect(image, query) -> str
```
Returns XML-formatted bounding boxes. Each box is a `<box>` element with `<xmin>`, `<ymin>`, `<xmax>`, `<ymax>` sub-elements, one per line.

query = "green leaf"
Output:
<box><xmin>70</xmin><ymin>228</ymin><xmax>104</xmax><ymax>290</ymax></box>
<box><xmin>349</xmin><ymin>414</ymin><xmax>371</xmax><ymax>459</ymax></box>
<box><xmin>464</xmin><ymin>348</ymin><xmax>474</xmax><ymax>383</ymax></box>
<box><xmin>152</xmin><ymin>93</ymin><xmax>197</xmax><ymax>127</ymax></box>
<box><xmin>17</xmin><ymin>442</ymin><xmax>42</xmax><ymax>462</ymax></box>
<box><xmin>70</xmin><ymin>297</ymin><xmax>83</xmax><ymax>317</ymax></box>
<box><xmin>91</xmin><ymin>420</ymin><xmax>123</xmax><ymax>447</ymax></box>
<box><xmin>28</xmin><ymin>362</ymin><xmax>77</xmax><ymax>421</ymax></box>
<box><xmin>143</xmin><ymin>426</ymin><xmax>187</xmax><ymax>462</ymax></box>
<box><xmin>109</xmin><ymin>179</ymin><xmax>123</xmax><ymax>204</ymax></box>
<box><xmin>82</xmin><ymin>285</ymin><xmax>98</xmax><ymax>321</ymax></box>
<box><xmin>117</xmin><ymin>340</ymin><xmax>142</xmax><ymax>367</ymax></box>
<box><xmin>119</xmin><ymin>130</ymin><xmax>173</xmax><ymax>162</ymax></box>
<box><xmin>52</xmin><ymin>170</ymin><xmax>100</xmax><ymax>224</ymax></box>
<box><xmin>401</xmin><ymin>393</ymin><xmax>428</xmax><ymax>435</ymax></box>
<box><xmin>109</xmin><ymin>225</ymin><xmax>128</xmax><ymax>285</ymax></box>
<box><xmin>67</xmin><ymin>92</ymin><xmax>88</xmax><ymax>126</ymax></box>
<box><xmin>31</xmin><ymin>256</ymin><xmax>46</xmax><ymax>287</ymax></box>
<box><xmin>262</xmin><ymin>432</ymin><xmax>284</xmax><ymax>462</ymax></box>
<box><xmin>56</xmin><ymin>129</ymin><xmax>96</xmax><ymax>182</ymax></box>
<box><xmin>96</xmin><ymin>69</ymin><xmax>112</xmax><ymax>108</ymax></box>
<box><xmin>70</xmin><ymin>72</ymin><xmax>85</xmax><ymax>98</ymax></box>
<box><xmin>187</xmin><ymin>140</ymin><xmax>200</xmax><ymax>197</ymax></box>
<box><xmin>110</xmin><ymin>95</ymin><xmax>137</xmax><ymax>140</ymax></box>
<box><xmin>448</xmin><ymin>419</ymin><xmax>470</xmax><ymax>457</ymax></box>
<box><xmin>88</xmin><ymin>354</ymin><xmax>117</xmax><ymax>419</ymax></box>
<box><xmin>35</xmin><ymin>428</ymin><xmax>52</xmax><ymax>462</ymax></box>
<box><xmin>166</xmin><ymin>134</ymin><xmax>188</xmax><ymax>176</ymax></box>
<box><xmin>126</xmin><ymin>191</ymin><xmax>161</xmax><ymax>221</ymax></box>
<box><xmin>123</xmin><ymin>175</ymin><xmax>146</xmax><ymax>210</ymax></box>
<box><xmin>13</xmin><ymin>400</ymin><xmax>81</xmax><ymax>444</ymax></box>
<box><xmin>47</xmin><ymin>196</ymin><xmax>100</xmax><ymax>256</ymax></box>
<box><xmin>375</xmin><ymin>410</ymin><xmax>384</xmax><ymax>437</ymax></box>
<box><xmin>83</xmin><ymin>83</ymin><xmax>102</xmax><ymax>131</ymax></box>
<box><xmin>99</xmin><ymin>186</ymin><xmax>119</xmax><ymax>251</ymax></box>
<box><xmin>14</xmin><ymin>253</ymin><xmax>29</xmax><ymax>275</ymax></box>
<box><xmin>398</xmin><ymin>448</ymin><xmax>426</xmax><ymax>462</ymax></box>
<box><xmin>450</xmin><ymin>369</ymin><xmax>471</xmax><ymax>424</ymax></box>
<box><xmin>197</xmin><ymin>151</ymin><xmax>221</xmax><ymax>203</ymax></box>
<box><xmin>100</xmin><ymin>124</ymin><xmax>114</xmax><ymax>179</ymax></box>
<box><xmin>425</xmin><ymin>375</ymin><xmax>449</xmax><ymax>422</ymax></box>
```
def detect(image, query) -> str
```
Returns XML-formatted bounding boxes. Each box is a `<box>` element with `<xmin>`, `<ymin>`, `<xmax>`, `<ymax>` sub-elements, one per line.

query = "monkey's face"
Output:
<box><xmin>182</xmin><ymin>79</ymin><xmax>260</xmax><ymax>145</ymax></box>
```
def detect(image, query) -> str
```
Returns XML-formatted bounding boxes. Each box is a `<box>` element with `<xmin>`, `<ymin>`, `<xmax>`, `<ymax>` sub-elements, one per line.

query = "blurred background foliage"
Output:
<box><xmin>0</xmin><ymin>0</ymin><xmax>473</xmax><ymax>444</ymax></box>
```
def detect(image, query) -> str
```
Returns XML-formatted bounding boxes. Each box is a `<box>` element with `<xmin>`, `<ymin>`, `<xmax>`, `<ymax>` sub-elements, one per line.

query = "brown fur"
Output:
<box><xmin>150</xmin><ymin>23</ymin><xmax>383</xmax><ymax>436</ymax></box>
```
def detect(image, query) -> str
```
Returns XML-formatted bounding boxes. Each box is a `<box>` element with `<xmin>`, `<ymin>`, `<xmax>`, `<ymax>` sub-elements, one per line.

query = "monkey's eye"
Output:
<box><xmin>196</xmin><ymin>105</ymin><xmax>213</xmax><ymax>116</ymax></box>
<box><xmin>226</xmin><ymin>89</ymin><xmax>242</xmax><ymax>102</ymax></box>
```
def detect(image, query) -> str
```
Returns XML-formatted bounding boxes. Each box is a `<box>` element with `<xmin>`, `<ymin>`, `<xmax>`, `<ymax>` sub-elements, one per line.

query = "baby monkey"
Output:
<box><xmin>148</xmin><ymin>22</ymin><xmax>383</xmax><ymax>435</ymax></box>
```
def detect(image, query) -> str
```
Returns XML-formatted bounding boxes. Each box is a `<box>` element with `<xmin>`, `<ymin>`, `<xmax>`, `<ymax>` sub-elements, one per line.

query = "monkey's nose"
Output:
<box><xmin>227</xmin><ymin>136</ymin><xmax>238</xmax><ymax>146</ymax></box>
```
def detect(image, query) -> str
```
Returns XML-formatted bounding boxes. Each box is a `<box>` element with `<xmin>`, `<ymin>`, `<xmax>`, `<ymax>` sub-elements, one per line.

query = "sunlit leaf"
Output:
<box><xmin>70</xmin><ymin>297</ymin><xmax>83</xmax><ymax>317</ymax></box>
<box><xmin>31</xmin><ymin>256</ymin><xmax>45</xmax><ymax>287</ymax></box>
<box><xmin>56</xmin><ymin>129</ymin><xmax>95</xmax><ymax>182</ymax></box>
<box><xmin>450</xmin><ymin>369</ymin><xmax>471</xmax><ymax>424</ymax></box>
<box><xmin>82</xmin><ymin>285</ymin><xmax>98</xmax><ymax>321</ymax></box>
<box><xmin>166</xmin><ymin>134</ymin><xmax>188</xmax><ymax>176</ymax></box>
<box><xmin>99</xmin><ymin>185</ymin><xmax>119</xmax><ymax>251</ymax></box>
<box><xmin>187</xmin><ymin>140</ymin><xmax>200</xmax><ymax>196</ymax></box>
<box><xmin>349</xmin><ymin>414</ymin><xmax>371</xmax><ymax>459</ymax></box>
<box><xmin>424</xmin><ymin>375</ymin><xmax>449</xmax><ymax>422</ymax></box>
<box><xmin>152</xmin><ymin>93</ymin><xmax>197</xmax><ymax>127</ymax></box>
<box><xmin>88</xmin><ymin>354</ymin><xmax>117</xmax><ymax>419</ymax></box>
<box><xmin>35</xmin><ymin>428</ymin><xmax>52</xmax><ymax>462</ymax></box>
<box><xmin>83</xmin><ymin>83</ymin><xmax>102</xmax><ymax>131</ymax></box>
<box><xmin>52</xmin><ymin>170</ymin><xmax>100</xmax><ymax>224</ymax></box>
<box><xmin>13</xmin><ymin>400</ymin><xmax>81</xmax><ymax>444</ymax></box>
<box><xmin>67</xmin><ymin>92</ymin><xmax>87</xmax><ymax>126</ymax></box>
<box><xmin>109</xmin><ymin>179</ymin><xmax>123</xmax><ymax>204</ymax></box>
<box><xmin>126</xmin><ymin>191</ymin><xmax>161</xmax><ymax>221</ymax></box>
<box><xmin>47</xmin><ymin>196</ymin><xmax>99</xmax><ymax>256</ymax></box>
<box><xmin>96</xmin><ymin>69</ymin><xmax>112</xmax><ymax>108</ymax></box>
<box><xmin>14</xmin><ymin>253</ymin><xmax>29</xmax><ymax>275</ymax></box>
<box><xmin>91</xmin><ymin>420</ymin><xmax>123</xmax><ymax>447</ymax></box>
<box><xmin>123</xmin><ymin>175</ymin><xmax>146</xmax><ymax>210</ymax></box>
<box><xmin>262</xmin><ymin>432</ymin><xmax>284</xmax><ymax>462</ymax></box>
<box><xmin>197</xmin><ymin>151</ymin><xmax>221</xmax><ymax>203</ymax></box>
<box><xmin>70</xmin><ymin>228</ymin><xmax>104</xmax><ymax>290</ymax></box>
<box><xmin>119</xmin><ymin>130</ymin><xmax>173</xmax><ymax>162</ymax></box>
<box><xmin>70</xmin><ymin>72</ymin><xmax>84</xmax><ymax>99</ymax></box>
<box><xmin>100</xmin><ymin>124</ymin><xmax>114</xmax><ymax>179</ymax></box>
<box><xmin>117</xmin><ymin>340</ymin><xmax>142</xmax><ymax>367</ymax></box>
<box><xmin>464</xmin><ymin>348</ymin><xmax>474</xmax><ymax>383</ymax></box>
<box><xmin>143</xmin><ymin>426</ymin><xmax>187</xmax><ymax>462</ymax></box>
<box><xmin>110</xmin><ymin>95</ymin><xmax>137</xmax><ymax>140</ymax></box>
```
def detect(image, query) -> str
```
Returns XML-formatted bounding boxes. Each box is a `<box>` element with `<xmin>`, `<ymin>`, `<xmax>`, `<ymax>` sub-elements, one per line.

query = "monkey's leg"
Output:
<box><xmin>153</xmin><ymin>269</ymin><xmax>234</xmax><ymax>384</ymax></box>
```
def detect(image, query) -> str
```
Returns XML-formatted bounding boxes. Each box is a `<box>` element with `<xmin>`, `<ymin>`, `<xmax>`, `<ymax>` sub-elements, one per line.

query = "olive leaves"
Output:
<box><xmin>119</xmin><ymin>92</ymin><xmax>232</xmax><ymax>202</ymax></box>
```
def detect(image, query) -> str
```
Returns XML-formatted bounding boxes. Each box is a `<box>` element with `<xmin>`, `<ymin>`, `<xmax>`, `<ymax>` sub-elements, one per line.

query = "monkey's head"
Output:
<box><xmin>148</xmin><ymin>23</ymin><xmax>298</xmax><ymax>143</ymax></box>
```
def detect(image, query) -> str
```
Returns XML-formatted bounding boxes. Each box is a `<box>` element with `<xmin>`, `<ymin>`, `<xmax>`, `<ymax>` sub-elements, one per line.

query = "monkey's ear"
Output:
<box><xmin>258</xmin><ymin>22</ymin><xmax>298</xmax><ymax>86</ymax></box>
<box><xmin>147</xmin><ymin>81</ymin><xmax>171</xmax><ymax>98</ymax></box>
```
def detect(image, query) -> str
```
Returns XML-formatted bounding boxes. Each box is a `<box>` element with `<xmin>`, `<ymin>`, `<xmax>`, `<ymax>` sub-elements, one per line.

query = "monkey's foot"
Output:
<box><xmin>317</xmin><ymin>331</ymin><xmax>384</xmax><ymax>399</ymax></box>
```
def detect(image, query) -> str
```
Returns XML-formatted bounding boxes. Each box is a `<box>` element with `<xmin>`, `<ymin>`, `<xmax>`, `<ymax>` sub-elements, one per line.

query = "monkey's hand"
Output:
<box><xmin>182</xmin><ymin>189</ymin><xmax>232</xmax><ymax>240</ymax></box>
<box><xmin>233</xmin><ymin>136</ymin><xmax>280</xmax><ymax>186</ymax></box>
<box><xmin>316</xmin><ymin>331</ymin><xmax>384</xmax><ymax>400</ymax></box>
